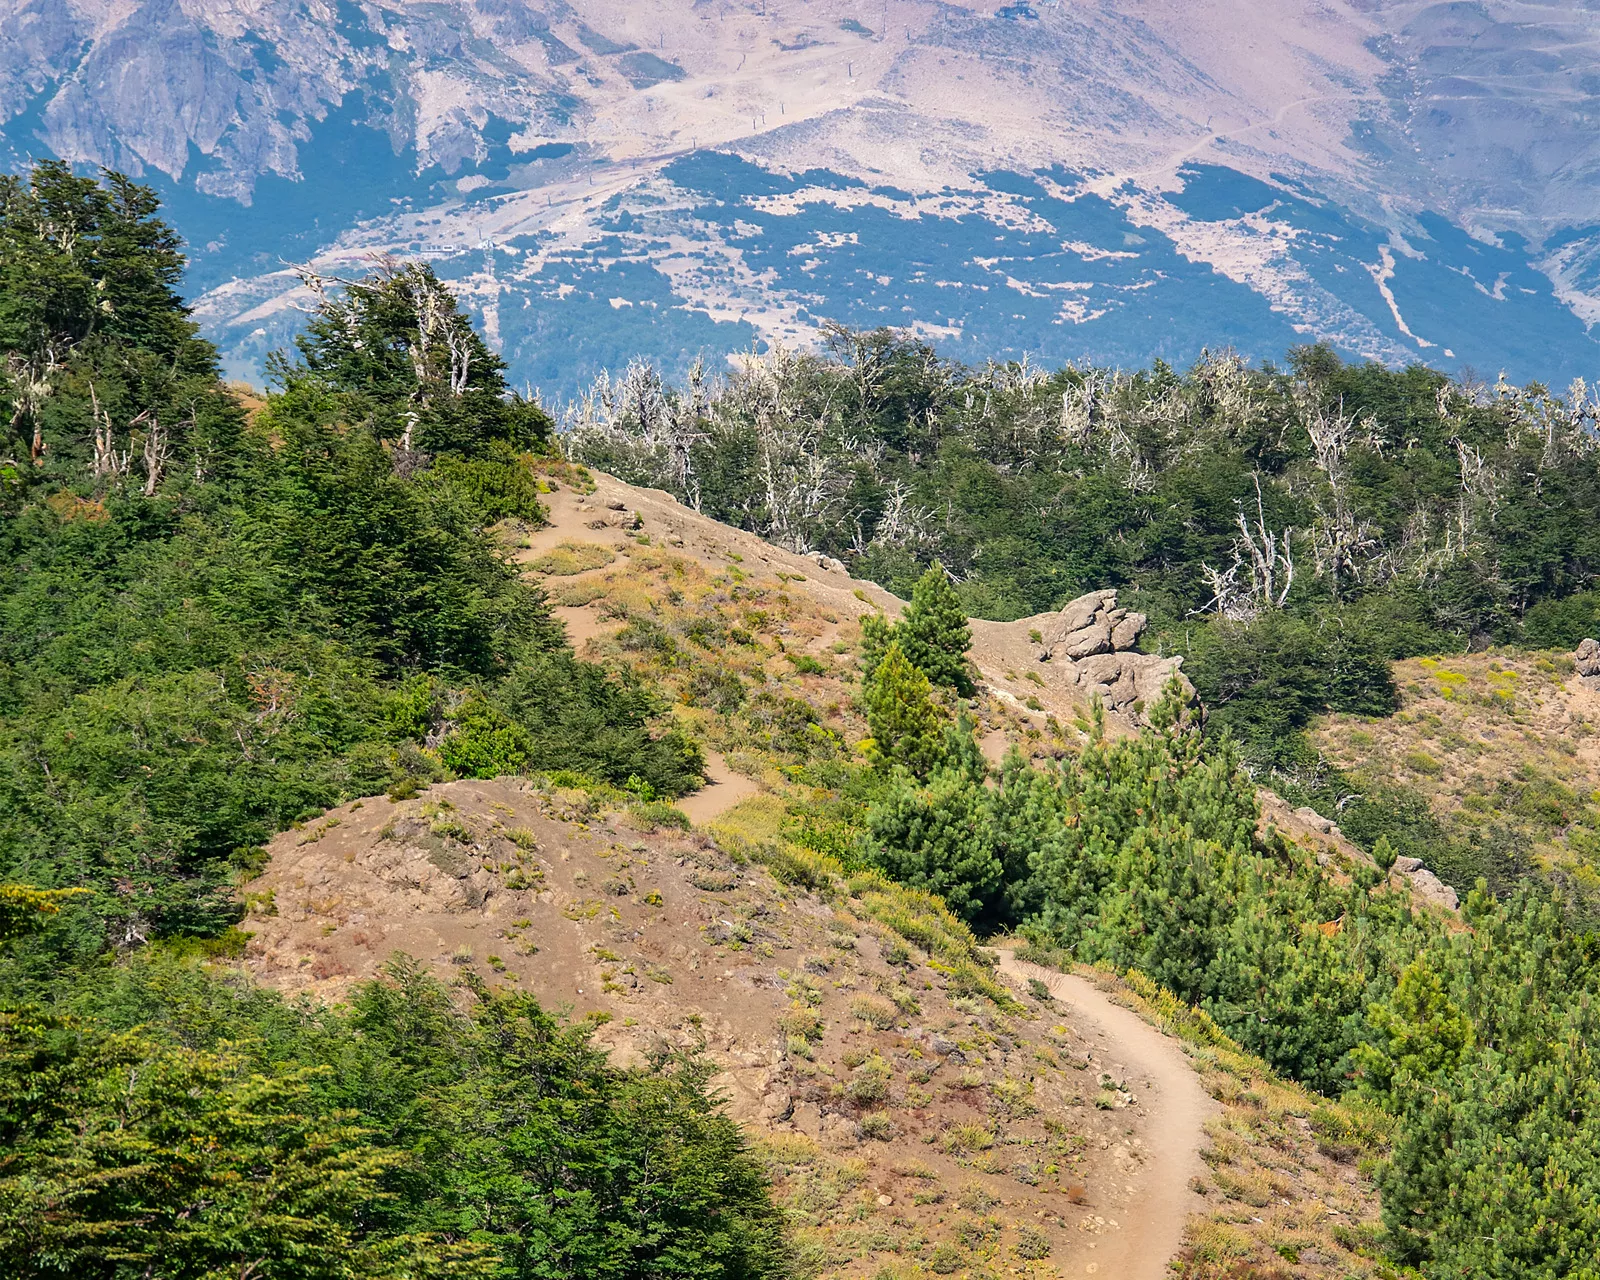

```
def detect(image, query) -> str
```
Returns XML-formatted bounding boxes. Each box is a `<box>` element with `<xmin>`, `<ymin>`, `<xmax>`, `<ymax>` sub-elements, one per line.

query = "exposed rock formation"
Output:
<box><xmin>805</xmin><ymin>549</ymin><xmax>848</xmax><ymax>574</ymax></box>
<box><xmin>1389</xmin><ymin>856</ymin><xmax>1461</xmax><ymax>913</ymax></box>
<box><xmin>1578</xmin><ymin>637</ymin><xmax>1600</xmax><ymax>688</ymax></box>
<box><xmin>1034</xmin><ymin>590</ymin><xmax>1193</xmax><ymax>724</ymax></box>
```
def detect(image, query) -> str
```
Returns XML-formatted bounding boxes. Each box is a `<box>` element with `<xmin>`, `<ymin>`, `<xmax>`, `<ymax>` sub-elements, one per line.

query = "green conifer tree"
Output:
<box><xmin>898</xmin><ymin>563</ymin><xmax>975</xmax><ymax>694</ymax></box>
<box><xmin>862</xmin><ymin>641</ymin><xmax>947</xmax><ymax>777</ymax></box>
<box><xmin>858</xmin><ymin>611</ymin><xmax>893</xmax><ymax>684</ymax></box>
<box><xmin>866</xmin><ymin>722</ymin><xmax>1000</xmax><ymax>925</ymax></box>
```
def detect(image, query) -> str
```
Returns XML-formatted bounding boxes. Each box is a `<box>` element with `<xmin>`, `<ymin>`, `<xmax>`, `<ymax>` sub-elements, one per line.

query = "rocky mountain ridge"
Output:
<box><xmin>7</xmin><ymin>1</ymin><xmax>1600</xmax><ymax>393</ymax></box>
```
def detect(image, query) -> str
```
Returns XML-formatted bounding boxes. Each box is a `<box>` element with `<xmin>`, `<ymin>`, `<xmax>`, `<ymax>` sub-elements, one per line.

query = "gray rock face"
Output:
<box><xmin>806</xmin><ymin>550</ymin><xmax>847</xmax><ymax>574</ymax></box>
<box><xmin>1293</xmin><ymin>806</ymin><xmax>1341</xmax><ymax>839</ymax></box>
<box><xmin>1036</xmin><ymin>589</ymin><xmax>1194</xmax><ymax>724</ymax></box>
<box><xmin>1110</xmin><ymin>612</ymin><xmax>1147</xmax><ymax>650</ymax></box>
<box><xmin>1390</xmin><ymin>856</ymin><xmax>1461</xmax><ymax>913</ymax></box>
<box><xmin>1060</xmin><ymin>620</ymin><xmax>1113</xmax><ymax>659</ymax></box>
<box><xmin>1577</xmin><ymin>638</ymin><xmax>1600</xmax><ymax>686</ymax></box>
<box><xmin>1053</xmin><ymin>590</ymin><xmax>1114</xmax><ymax>638</ymax></box>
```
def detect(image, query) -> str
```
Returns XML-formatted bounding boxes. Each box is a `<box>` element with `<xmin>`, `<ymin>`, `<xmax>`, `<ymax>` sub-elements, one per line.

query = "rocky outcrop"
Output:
<box><xmin>1577</xmin><ymin>637</ymin><xmax>1600</xmax><ymax>688</ymax></box>
<box><xmin>804</xmin><ymin>549</ymin><xmax>849</xmax><ymax>574</ymax></box>
<box><xmin>1389</xmin><ymin>856</ymin><xmax>1460</xmax><ymax>913</ymax></box>
<box><xmin>1034</xmin><ymin>590</ymin><xmax>1193</xmax><ymax>724</ymax></box>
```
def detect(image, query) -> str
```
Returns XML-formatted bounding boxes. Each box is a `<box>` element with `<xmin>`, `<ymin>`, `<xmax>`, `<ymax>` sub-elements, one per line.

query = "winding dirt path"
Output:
<box><xmin>996</xmin><ymin>950</ymin><xmax>1217</xmax><ymax>1279</ymax></box>
<box><xmin>677</xmin><ymin>749</ymin><xmax>760</xmax><ymax>825</ymax></box>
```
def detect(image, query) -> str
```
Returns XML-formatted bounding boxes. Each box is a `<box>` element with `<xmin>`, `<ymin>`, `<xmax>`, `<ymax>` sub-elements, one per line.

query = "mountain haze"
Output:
<box><xmin>7</xmin><ymin>0</ymin><xmax>1600</xmax><ymax>392</ymax></box>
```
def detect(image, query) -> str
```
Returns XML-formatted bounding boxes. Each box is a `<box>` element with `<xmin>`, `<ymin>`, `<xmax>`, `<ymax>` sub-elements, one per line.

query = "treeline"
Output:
<box><xmin>568</xmin><ymin>330</ymin><xmax>1600</xmax><ymax>653</ymax></box>
<box><xmin>569</xmin><ymin>332</ymin><xmax>1600</xmax><ymax>892</ymax></box>
<box><xmin>855</xmin><ymin>566</ymin><xmax>1600</xmax><ymax>1278</ymax></box>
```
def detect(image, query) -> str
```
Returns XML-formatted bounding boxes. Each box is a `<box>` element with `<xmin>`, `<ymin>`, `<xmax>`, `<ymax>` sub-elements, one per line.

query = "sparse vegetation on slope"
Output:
<box><xmin>1315</xmin><ymin>650</ymin><xmax>1600</xmax><ymax>913</ymax></box>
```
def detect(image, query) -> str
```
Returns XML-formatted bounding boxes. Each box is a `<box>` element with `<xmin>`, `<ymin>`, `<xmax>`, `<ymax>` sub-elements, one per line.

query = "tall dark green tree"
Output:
<box><xmin>284</xmin><ymin>260</ymin><xmax>549</xmax><ymax>460</ymax></box>
<box><xmin>859</xmin><ymin>564</ymin><xmax>975</xmax><ymax>695</ymax></box>
<box><xmin>866</xmin><ymin>731</ymin><xmax>999</xmax><ymax>926</ymax></box>
<box><xmin>0</xmin><ymin>175</ymin><xmax>704</xmax><ymax>953</ymax></box>
<box><xmin>0</xmin><ymin>162</ymin><xmax>241</xmax><ymax>494</ymax></box>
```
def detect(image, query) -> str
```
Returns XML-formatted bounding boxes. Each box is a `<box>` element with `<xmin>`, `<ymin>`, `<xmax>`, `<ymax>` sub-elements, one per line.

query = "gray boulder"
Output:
<box><xmin>1391</xmin><ymin>856</ymin><xmax>1461</xmax><ymax>912</ymax></box>
<box><xmin>1577</xmin><ymin>637</ymin><xmax>1600</xmax><ymax>682</ymax></box>
<box><xmin>1131</xmin><ymin>655</ymin><xmax>1192</xmax><ymax>706</ymax></box>
<box><xmin>1061</xmin><ymin>620</ymin><xmax>1114</xmax><ymax>659</ymax></box>
<box><xmin>1053</xmin><ymin>589</ymin><xmax>1117</xmax><ymax>639</ymax></box>
<box><xmin>1074</xmin><ymin>653</ymin><xmax>1129</xmax><ymax>686</ymax></box>
<box><xmin>1031</xmin><ymin>589</ymin><xmax>1194</xmax><ymax>724</ymax></box>
<box><xmin>1111</xmin><ymin>611</ymin><xmax>1147</xmax><ymax>650</ymax></box>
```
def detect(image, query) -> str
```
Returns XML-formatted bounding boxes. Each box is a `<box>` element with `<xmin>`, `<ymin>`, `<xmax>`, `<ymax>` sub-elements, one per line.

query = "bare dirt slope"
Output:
<box><xmin>245</xmin><ymin>777</ymin><xmax>1211</xmax><ymax>1277</ymax></box>
<box><xmin>520</xmin><ymin>467</ymin><xmax>1429</xmax><ymax>884</ymax></box>
<box><xmin>518</xmin><ymin>464</ymin><xmax>1132</xmax><ymax>780</ymax></box>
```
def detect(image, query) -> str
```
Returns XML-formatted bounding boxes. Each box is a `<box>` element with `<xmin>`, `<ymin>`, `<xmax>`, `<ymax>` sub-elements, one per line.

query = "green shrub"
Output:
<box><xmin>438</xmin><ymin>699</ymin><xmax>532</xmax><ymax>778</ymax></box>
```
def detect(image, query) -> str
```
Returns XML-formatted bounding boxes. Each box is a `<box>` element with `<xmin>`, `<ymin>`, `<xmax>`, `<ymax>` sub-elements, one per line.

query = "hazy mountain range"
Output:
<box><xmin>6</xmin><ymin>0</ymin><xmax>1600</xmax><ymax>397</ymax></box>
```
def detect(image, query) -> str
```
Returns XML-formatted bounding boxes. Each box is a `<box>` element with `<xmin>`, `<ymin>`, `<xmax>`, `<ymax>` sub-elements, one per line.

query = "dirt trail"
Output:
<box><xmin>675</xmin><ymin>749</ymin><xmax>760</xmax><ymax>824</ymax></box>
<box><xmin>996</xmin><ymin>950</ymin><xmax>1216</xmax><ymax>1280</ymax></box>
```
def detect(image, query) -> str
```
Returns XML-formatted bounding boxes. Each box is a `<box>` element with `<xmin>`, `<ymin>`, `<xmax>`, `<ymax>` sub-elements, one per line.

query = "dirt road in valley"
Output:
<box><xmin>996</xmin><ymin>950</ymin><xmax>1217</xmax><ymax>1279</ymax></box>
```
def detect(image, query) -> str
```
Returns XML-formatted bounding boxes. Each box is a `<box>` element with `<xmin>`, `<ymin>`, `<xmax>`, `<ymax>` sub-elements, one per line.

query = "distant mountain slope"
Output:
<box><xmin>6</xmin><ymin>0</ymin><xmax>1600</xmax><ymax>393</ymax></box>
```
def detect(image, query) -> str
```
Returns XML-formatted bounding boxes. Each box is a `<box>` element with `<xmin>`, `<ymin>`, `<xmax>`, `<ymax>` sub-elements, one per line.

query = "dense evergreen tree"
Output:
<box><xmin>860</xmin><ymin>641</ymin><xmax>947</xmax><ymax>777</ymax></box>
<box><xmin>866</xmin><ymin>720</ymin><xmax>999</xmax><ymax>925</ymax></box>
<box><xmin>862</xmin><ymin>564</ymin><xmax>975</xmax><ymax>694</ymax></box>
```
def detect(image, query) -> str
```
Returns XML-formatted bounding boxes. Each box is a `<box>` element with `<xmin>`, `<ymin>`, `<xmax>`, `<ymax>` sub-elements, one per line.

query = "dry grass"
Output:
<box><xmin>527</xmin><ymin>540</ymin><xmax>617</xmax><ymax>575</ymax></box>
<box><xmin>1314</xmin><ymin>650</ymin><xmax>1600</xmax><ymax>887</ymax></box>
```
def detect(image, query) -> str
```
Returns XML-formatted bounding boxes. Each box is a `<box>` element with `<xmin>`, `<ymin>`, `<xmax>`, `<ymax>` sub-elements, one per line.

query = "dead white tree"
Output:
<box><xmin>88</xmin><ymin>382</ymin><xmax>130</xmax><ymax>480</ymax></box>
<box><xmin>1058</xmin><ymin>367</ymin><xmax>1110</xmax><ymax>448</ymax></box>
<box><xmin>6</xmin><ymin>347</ymin><xmax>63</xmax><ymax>465</ymax></box>
<box><xmin>1067</xmin><ymin>368</ymin><xmax>1157</xmax><ymax>492</ymax></box>
<box><xmin>1451</xmin><ymin>435</ymin><xmax>1497</xmax><ymax>549</ymax></box>
<box><xmin>564</xmin><ymin>356</ymin><xmax>720</xmax><ymax>508</ymax></box>
<box><xmin>1300</xmin><ymin>394</ymin><xmax>1382</xmax><ymax>592</ymax></box>
<box><xmin>135</xmin><ymin>410</ymin><xmax>169</xmax><ymax>496</ymax></box>
<box><xmin>86</xmin><ymin>385</ymin><xmax>166</xmax><ymax>494</ymax></box>
<box><xmin>855</xmin><ymin>477</ymin><xmax>937</xmax><ymax>555</ymax></box>
<box><xmin>1194</xmin><ymin>349</ymin><xmax>1263</xmax><ymax>432</ymax></box>
<box><xmin>1197</xmin><ymin>475</ymin><xmax>1296</xmax><ymax>620</ymax></box>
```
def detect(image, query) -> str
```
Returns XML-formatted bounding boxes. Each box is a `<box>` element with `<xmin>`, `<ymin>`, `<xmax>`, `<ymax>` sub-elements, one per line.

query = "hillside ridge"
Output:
<box><xmin>239</xmin><ymin>464</ymin><xmax>1405</xmax><ymax>1277</ymax></box>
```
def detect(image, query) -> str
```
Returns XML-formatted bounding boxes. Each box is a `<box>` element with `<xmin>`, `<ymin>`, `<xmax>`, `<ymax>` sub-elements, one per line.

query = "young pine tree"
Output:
<box><xmin>897</xmin><ymin>563</ymin><xmax>975</xmax><ymax>695</ymax></box>
<box><xmin>862</xmin><ymin>640</ymin><xmax>947</xmax><ymax>777</ymax></box>
<box><xmin>857</xmin><ymin>565</ymin><xmax>973</xmax><ymax>694</ymax></box>
<box><xmin>866</xmin><ymin>732</ymin><xmax>1000</xmax><ymax>926</ymax></box>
